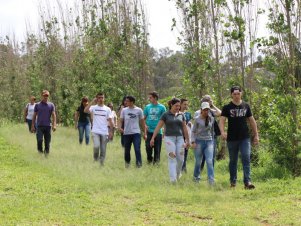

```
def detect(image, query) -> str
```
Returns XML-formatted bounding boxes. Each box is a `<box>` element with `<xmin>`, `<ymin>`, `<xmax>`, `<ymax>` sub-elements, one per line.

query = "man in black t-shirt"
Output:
<box><xmin>219</xmin><ymin>86</ymin><xmax>259</xmax><ymax>189</ymax></box>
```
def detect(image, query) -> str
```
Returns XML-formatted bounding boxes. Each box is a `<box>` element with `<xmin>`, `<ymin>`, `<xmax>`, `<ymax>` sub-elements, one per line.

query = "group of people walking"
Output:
<box><xmin>24</xmin><ymin>86</ymin><xmax>259</xmax><ymax>189</ymax></box>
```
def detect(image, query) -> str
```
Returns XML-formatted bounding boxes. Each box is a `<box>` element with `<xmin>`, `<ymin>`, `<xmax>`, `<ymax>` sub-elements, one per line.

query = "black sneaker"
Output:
<box><xmin>244</xmin><ymin>182</ymin><xmax>255</xmax><ymax>189</ymax></box>
<box><xmin>230</xmin><ymin>183</ymin><xmax>236</xmax><ymax>188</ymax></box>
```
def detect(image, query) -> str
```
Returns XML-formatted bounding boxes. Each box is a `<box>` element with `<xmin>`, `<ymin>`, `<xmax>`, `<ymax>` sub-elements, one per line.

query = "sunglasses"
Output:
<box><xmin>43</xmin><ymin>94</ymin><xmax>49</xmax><ymax>97</ymax></box>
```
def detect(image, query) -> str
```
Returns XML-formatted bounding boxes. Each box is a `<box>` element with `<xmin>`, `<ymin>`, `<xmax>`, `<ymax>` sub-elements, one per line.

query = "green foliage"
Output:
<box><xmin>252</xmin><ymin>85</ymin><xmax>301</xmax><ymax>175</ymax></box>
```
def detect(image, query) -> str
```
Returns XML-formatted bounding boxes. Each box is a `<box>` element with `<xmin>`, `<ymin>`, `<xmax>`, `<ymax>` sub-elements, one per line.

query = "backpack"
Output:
<box><xmin>210</xmin><ymin>110</ymin><xmax>221</xmax><ymax>136</ymax></box>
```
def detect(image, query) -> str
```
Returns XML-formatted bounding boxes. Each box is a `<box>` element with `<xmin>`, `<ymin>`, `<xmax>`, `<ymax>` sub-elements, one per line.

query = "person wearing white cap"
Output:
<box><xmin>191</xmin><ymin>102</ymin><xmax>215</xmax><ymax>185</ymax></box>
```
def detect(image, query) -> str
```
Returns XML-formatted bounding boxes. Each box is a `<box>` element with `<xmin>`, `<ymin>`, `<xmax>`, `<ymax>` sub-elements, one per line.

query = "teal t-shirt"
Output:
<box><xmin>143</xmin><ymin>103</ymin><xmax>166</xmax><ymax>134</ymax></box>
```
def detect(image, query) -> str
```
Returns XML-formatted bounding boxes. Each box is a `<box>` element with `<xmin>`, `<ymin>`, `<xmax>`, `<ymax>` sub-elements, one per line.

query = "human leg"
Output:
<box><xmin>204</xmin><ymin>140</ymin><xmax>214</xmax><ymax>184</ymax></box>
<box><xmin>175</xmin><ymin>136</ymin><xmax>185</xmax><ymax>179</ymax></box>
<box><xmin>153</xmin><ymin>134</ymin><xmax>162</xmax><ymax>164</ymax></box>
<box><xmin>84</xmin><ymin>123</ymin><xmax>91</xmax><ymax>145</ymax></box>
<box><xmin>164</xmin><ymin>136</ymin><xmax>177</xmax><ymax>182</ymax></box>
<box><xmin>26</xmin><ymin>119</ymin><xmax>32</xmax><ymax>132</ymax></box>
<box><xmin>145</xmin><ymin>132</ymin><xmax>153</xmax><ymax>163</ymax></box>
<box><xmin>78</xmin><ymin>122</ymin><xmax>84</xmax><ymax>144</ymax></box>
<box><xmin>43</xmin><ymin>126</ymin><xmax>51</xmax><ymax>154</ymax></box>
<box><xmin>92</xmin><ymin>133</ymin><xmax>101</xmax><ymax>161</ymax></box>
<box><xmin>132</xmin><ymin>133</ymin><xmax>142</xmax><ymax>167</ymax></box>
<box><xmin>239</xmin><ymin>138</ymin><xmax>252</xmax><ymax>186</ymax></box>
<box><xmin>99</xmin><ymin>134</ymin><xmax>108</xmax><ymax>165</ymax></box>
<box><xmin>182</xmin><ymin>147</ymin><xmax>188</xmax><ymax>172</ymax></box>
<box><xmin>36</xmin><ymin>126</ymin><xmax>44</xmax><ymax>153</ymax></box>
<box><xmin>227</xmin><ymin>141</ymin><xmax>239</xmax><ymax>185</ymax></box>
<box><xmin>193</xmin><ymin>140</ymin><xmax>202</xmax><ymax>181</ymax></box>
<box><xmin>123</xmin><ymin>134</ymin><xmax>133</xmax><ymax>165</ymax></box>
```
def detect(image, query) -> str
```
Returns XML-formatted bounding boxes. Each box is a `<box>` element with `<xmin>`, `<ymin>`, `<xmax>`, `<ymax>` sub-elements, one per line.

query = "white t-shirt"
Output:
<box><xmin>89</xmin><ymin>105</ymin><xmax>112</xmax><ymax>135</ymax></box>
<box><xmin>26</xmin><ymin>103</ymin><xmax>36</xmax><ymax>120</ymax></box>
<box><xmin>120</xmin><ymin>106</ymin><xmax>144</xmax><ymax>135</ymax></box>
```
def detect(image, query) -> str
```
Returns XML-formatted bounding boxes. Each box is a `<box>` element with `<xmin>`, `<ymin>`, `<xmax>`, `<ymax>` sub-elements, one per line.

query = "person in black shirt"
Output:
<box><xmin>75</xmin><ymin>96</ymin><xmax>91</xmax><ymax>145</ymax></box>
<box><xmin>219</xmin><ymin>86</ymin><xmax>259</xmax><ymax>189</ymax></box>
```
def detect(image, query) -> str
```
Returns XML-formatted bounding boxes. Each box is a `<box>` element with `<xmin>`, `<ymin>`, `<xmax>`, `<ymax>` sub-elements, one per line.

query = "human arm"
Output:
<box><xmin>190</xmin><ymin>123</ymin><xmax>197</xmax><ymax>148</ymax></box>
<box><xmin>113</xmin><ymin>112</ymin><xmax>118</xmax><ymax>128</ymax></box>
<box><xmin>182</xmin><ymin>121</ymin><xmax>190</xmax><ymax>148</ymax></box>
<box><xmin>24</xmin><ymin>105</ymin><xmax>28</xmax><ymax>122</ymax></box>
<box><xmin>52</xmin><ymin>110</ymin><xmax>57</xmax><ymax>132</ymax></box>
<box><xmin>140</xmin><ymin>118</ymin><xmax>147</xmax><ymax>140</ymax></box>
<box><xmin>74</xmin><ymin>111</ymin><xmax>79</xmax><ymax>129</ymax></box>
<box><xmin>84</xmin><ymin>98</ymin><xmax>96</xmax><ymax>113</ymax></box>
<box><xmin>219</xmin><ymin>116</ymin><xmax>227</xmax><ymax>140</ymax></box>
<box><xmin>211</xmin><ymin>103</ymin><xmax>221</xmax><ymax>117</ymax></box>
<box><xmin>150</xmin><ymin>120</ymin><xmax>164</xmax><ymax>146</ymax></box>
<box><xmin>248</xmin><ymin>116</ymin><xmax>259</xmax><ymax>145</ymax></box>
<box><xmin>108</xmin><ymin>118</ymin><xmax>114</xmax><ymax>139</ymax></box>
<box><xmin>31</xmin><ymin>112</ymin><xmax>37</xmax><ymax>133</ymax></box>
<box><xmin>118</xmin><ymin>112</ymin><xmax>124</xmax><ymax>134</ymax></box>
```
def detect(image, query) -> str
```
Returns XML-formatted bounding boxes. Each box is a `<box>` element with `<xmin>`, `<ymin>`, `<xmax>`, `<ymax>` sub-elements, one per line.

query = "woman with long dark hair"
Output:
<box><xmin>150</xmin><ymin>98</ymin><xmax>190</xmax><ymax>183</ymax></box>
<box><xmin>191</xmin><ymin>102</ymin><xmax>215</xmax><ymax>185</ymax></box>
<box><xmin>75</xmin><ymin>96</ymin><xmax>91</xmax><ymax>145</ymax></box>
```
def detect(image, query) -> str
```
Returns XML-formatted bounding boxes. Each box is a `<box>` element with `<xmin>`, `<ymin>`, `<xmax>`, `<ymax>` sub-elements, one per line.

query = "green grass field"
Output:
<box><xmin>0</xmin><ymin>124</ymin><xmax>300</xmax><ymax>225</ymax></box>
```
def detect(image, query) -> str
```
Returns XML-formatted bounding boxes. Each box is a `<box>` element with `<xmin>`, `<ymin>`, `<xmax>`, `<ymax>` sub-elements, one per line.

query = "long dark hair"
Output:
<box><xmin>168</xmin><ymin>98</ymin><xmax>180</xmax><ymax>110</ymax></box>
<box><xmin>80</xmin><ymin>96</ymin><xmax>89</xmax><ymax>107</ymax></box>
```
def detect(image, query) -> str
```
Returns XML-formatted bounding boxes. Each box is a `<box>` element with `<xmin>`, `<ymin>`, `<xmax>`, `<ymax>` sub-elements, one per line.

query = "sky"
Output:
<box><xmin>0</xmin><ymin>0</ymin><xmax>181</xmax><ymax>51</ymax></box>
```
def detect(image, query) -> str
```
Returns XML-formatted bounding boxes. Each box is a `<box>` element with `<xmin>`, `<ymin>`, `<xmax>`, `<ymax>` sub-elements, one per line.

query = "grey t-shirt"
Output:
<box><xmin>121</xmin><ymin>107</ymin><xmax>144</xmax><ymax>135</ymax></box>
<box><xmin>191</xmin><ymin>116</ymin><xmax>214</xmax><ymax>142</ymax></box>
<box><xmin>161</xmin><ymin>111</ymin><xmax>185</xmax><ymax>136</ymax></box>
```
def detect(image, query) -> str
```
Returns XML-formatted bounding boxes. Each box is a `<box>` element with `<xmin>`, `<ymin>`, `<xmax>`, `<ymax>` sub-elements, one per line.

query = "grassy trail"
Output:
<box><xmin>0</xmin><ymin>124</ymin><xmax>300</xmax><ymax>225</ymax></box>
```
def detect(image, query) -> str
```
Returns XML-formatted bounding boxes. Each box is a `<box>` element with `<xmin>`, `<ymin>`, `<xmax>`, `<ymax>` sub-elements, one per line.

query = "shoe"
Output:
<box><xmin>136</xmin><ymin>163</ymin><xmax>142</xmax><ymax>168</ymax></box>
<box><xmin>230</xmin><ymin>183</ymin><xmax>236</xmax><ymax>188</ymax></box>
<box><xmin>125</xmin><ymin>163</ymin><xmax>130</xmax><ymax>168</ymax></box>
<box><xmin>177</xmin><ymin>173</ymin><xmax>182</xmax><ymax>180</ymax></box>
<box><xmin>181</xmin><ymin>167</ymin><xmax>187</xmax><ymax>173</ymax></box>
<box><xmin>193</xmin><ymin>177</ymin><xmax>200</xmax><ymax>183</ymax></box>
<box><xmin>244</xmin><ymin>182</ymin><xmax>255</xmax><ymax>189</ymax></box>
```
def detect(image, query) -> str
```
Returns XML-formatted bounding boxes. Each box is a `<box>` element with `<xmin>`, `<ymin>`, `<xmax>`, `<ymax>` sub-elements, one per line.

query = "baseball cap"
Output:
<box><xmin>201</xmin><ymin>102</ymin><xmax>210</xmax><ymax>110</ymax></box>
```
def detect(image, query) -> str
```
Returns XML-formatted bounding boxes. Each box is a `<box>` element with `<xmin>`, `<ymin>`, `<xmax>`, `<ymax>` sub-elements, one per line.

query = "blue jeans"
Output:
<box><xmin>78</xmin><ymin>122</ymin><xmax>91</xmax><ymax>144</ymax></box>
<box><xmin>124</xmin><ymin>133</ymin><xmax>142</xmax><ymax>166</ymax></box>
<box><xmin>200</xmin><ymin>137</ymin><xmax>217</xmax><ymax>171</ymax></box>
<box><xmin>193</xmin><ymin>139</ymin><xmax>214</xmax><ymax>184</ymax></box>
<box><xmin>227</xmin><ymin>138</ymin><xmax>251</xmax><ymax>185</ymax></box>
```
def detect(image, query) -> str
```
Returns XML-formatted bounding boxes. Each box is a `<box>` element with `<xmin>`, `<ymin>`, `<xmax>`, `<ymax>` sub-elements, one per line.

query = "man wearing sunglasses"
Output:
<box><xmin>31</xmin><ymin>90</ymin><xmax>56</xmax><ymax>156</ymax></box>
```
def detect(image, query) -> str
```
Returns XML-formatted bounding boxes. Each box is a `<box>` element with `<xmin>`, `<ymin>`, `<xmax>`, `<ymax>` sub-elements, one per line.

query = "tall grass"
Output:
<box><xmin>0</xmin><ymin>124</ymin><xmax>301</xmax><ymax>225</ymax></box>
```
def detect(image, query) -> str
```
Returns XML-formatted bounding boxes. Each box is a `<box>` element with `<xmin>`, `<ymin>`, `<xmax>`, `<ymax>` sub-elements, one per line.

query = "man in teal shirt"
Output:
<box><xmin>143</xmin><ymin>91</ymin><xmax>166</xmax><ymax>164</ymax></box>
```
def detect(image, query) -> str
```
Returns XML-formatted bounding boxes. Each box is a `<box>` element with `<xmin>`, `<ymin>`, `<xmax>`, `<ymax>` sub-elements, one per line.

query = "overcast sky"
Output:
<box><xmin>0</xmin><ymin>0</ymin><xmax>181</xmax><ymax>50</ymax></box>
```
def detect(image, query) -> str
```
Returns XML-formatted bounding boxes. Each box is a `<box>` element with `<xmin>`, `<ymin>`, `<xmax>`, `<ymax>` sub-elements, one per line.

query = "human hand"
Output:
<box><xmin>253</xmin><ymin>135</ymin><xmax>259</xmax><ymax>145</ymax></box>
<box><xmin>150</xmin><ymin>139</ymin><xmax>155</xmax><ymax>147</ymax></box>
<box><xmin>52</xmin><ymin>126</ymin><xmax>56</xmax><ymax>132</ymax></box>
<box><xmin>191</xmin><ymin>142</ymin><xmax>196</xmax><ymax>149</ymax></box>
<box><xmin>221</xmin><ymin>132</ymin><xmax>227</xmax><ymax>141</ymax></box>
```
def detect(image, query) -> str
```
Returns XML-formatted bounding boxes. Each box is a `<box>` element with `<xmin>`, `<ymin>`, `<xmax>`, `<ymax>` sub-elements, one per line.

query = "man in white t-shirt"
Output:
<box><xmin>84</xmin><ymin>92</ymin><xmax>114</xmax><ymax>165</ymax></box>
<box><xmin>118</xmin><ymin>95</ymin><xmax>145</xmax><ymax>168</ymax></box>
